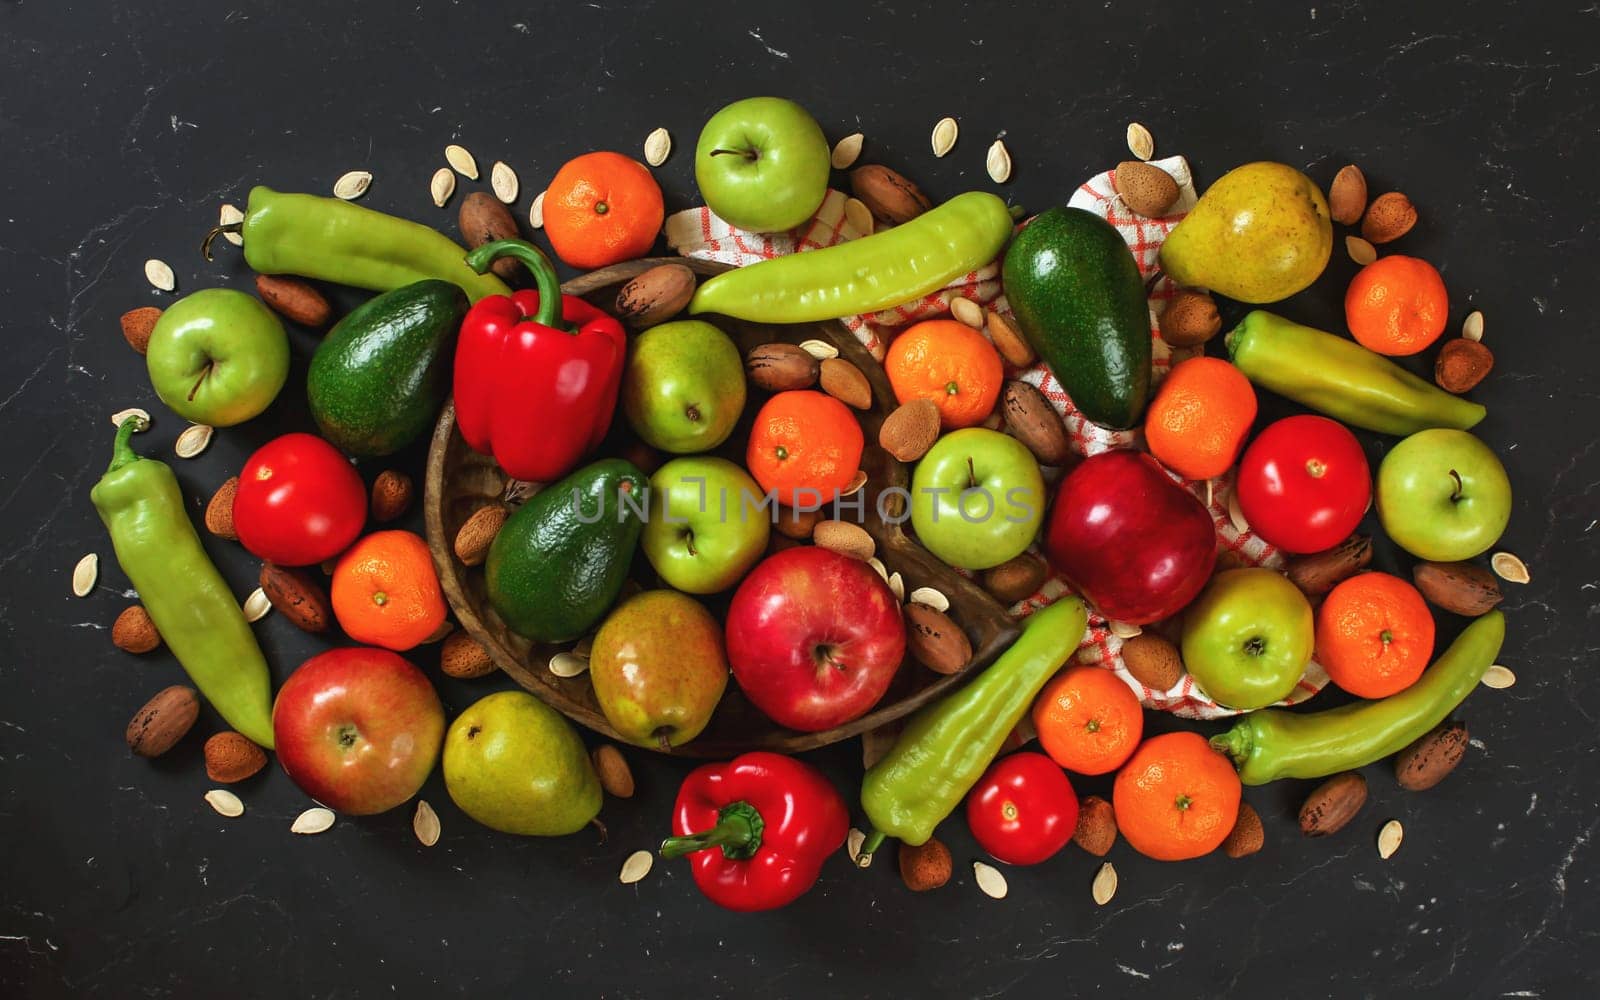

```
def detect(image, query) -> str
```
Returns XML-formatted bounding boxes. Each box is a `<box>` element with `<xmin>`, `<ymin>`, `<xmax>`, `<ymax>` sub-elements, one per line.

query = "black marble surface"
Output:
<box><xmin>3</xmin><ymin>1</ymin><xmax>1597</xmax><ymax>996</ymax></box>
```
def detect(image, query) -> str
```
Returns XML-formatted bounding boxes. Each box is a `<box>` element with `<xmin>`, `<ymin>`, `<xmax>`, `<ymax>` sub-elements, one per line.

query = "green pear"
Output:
<box><xmin>621</xmin><ymin>320</ymin><xmax>746</xmax><ymax>454</ymax></box>
<box><xmin>443</xmin><ymin>691</ymin><xmax>601</xmax><ymax>836</ymax></box>
<box><xmin>589</xmin><ymin>590</ymin><xmax>728</xmax><ymax>750</ymax></box>
<box><xmin>1158</xmin><ymin>162</ymin><xmax>1332</xmax><ymax>304</ymax></box>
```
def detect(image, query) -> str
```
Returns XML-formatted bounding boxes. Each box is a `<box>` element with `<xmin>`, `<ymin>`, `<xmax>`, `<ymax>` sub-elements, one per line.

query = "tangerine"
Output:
<box><xmin>1032</xmin><ymin>665</ymin><xmax>1145</xmax><ymax>776</ymax></box>
<box><xmin>542</xmin><ymin>151</ymin><xmax>665</xmax><ymax>270</ymax></box>
<box><xmin>885</xmin><ymin>320</ymin><xmax>1004</xmax><ymax>430</ymax></box>
<box><xmin>1113</xmin><ymin>731</ymin><xmax>1241</xmax><ymax>861</ymax></box>
<box><xmin>745</xmin><ymin>390</ymin><xmax>864</xmax><ymax>508</ymax></box>
<box><xmin>1344</xmin><ymin>255</ymin><xmax>1448</xmax><ymax>356</ymax></box>
<box><xmin>1316</xmin><ymin>571</ymin><xmax>1435</xmax><ymax>698</ymax></box>
<box><xmin>1143</xmin><ymin>356</ymin><xmax>1258</xmax><ymax>480</ymax></box>
<box><xmin>331</xmin><ymin>530</ymin><xmax>447</xmax><ymax>652</ymax></box>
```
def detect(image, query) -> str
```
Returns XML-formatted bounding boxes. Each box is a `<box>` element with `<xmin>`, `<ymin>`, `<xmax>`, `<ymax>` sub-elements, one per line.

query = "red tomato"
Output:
<box><xmin>1236</xmin><ymin>415</ymin><xmax>1370</xmax><ymax>554</ymax></box>
<box><xmin>965</xmin><ymin>752</ymin><xmax>1079</xmax><ymax>866</ymax></box>
<box><xmin>234</xmin><ymin>433</ymin><xmax>367</xmax><ymax>566</ymax></box>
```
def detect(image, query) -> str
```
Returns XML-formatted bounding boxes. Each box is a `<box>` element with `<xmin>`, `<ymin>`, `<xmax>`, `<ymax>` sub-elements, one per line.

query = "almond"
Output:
<box><xmin>904</xmin><ymin>602</ymin><xmax>971</xmax><ymax>675</ymax></box>
<box><xmin>204</xmin><ymin>731</ymin><xmax>268</xmax><ymax>783</ymax></box>
<box><xmin>1119</xmin><ymin>632</ymin><xmax>1184</xmax><ymax>691</ymax></box>
<box><xmin>125</xmin><ymin>685</ymin><xmax>199</xmax><ymax>758</ymax></box>
<box><xmin>898</xmin><ymin>836</ymin><xmax>952</xmax><ymax>891</ymax></box>
<box><xmin>745</xmin><ymin>342</ymin><xmax>820</xmax><ymax>392</ymax></box>
<box><xmin>1298</xmin><ymin>772</ymin><xmax>1368</xmax><ymax>837</ymax></box>
<box><xmin>1362</xmin><ymin>191</ymin><xmax>1418</xmax><ymax>244</ymax></box>
<box><xmin>440</xmin><ymin>630</ymin><xmax>497</xmax><ymax>679</ymax></box>
<box><xmin>458</xmin><ymin>192</ymin><xmax>524</xmax><ymax>282</ymax></box>
<box><xmin>205</xmin><ymin>476</ymin><xmax>239</xmax><ymax>540</ymax></box>
<box><xmin>983</xmin><ymin>309</ymin><xmax>1034</xmax><ymax>367</ymax></box>
<box><xmin>592</xmin><ymin>744</ymin><xmax>635</xmax><ymax>798</ymax></box>
<box><xmin>1222</xmin><ymin>802</ymin><xmax>1265</xmax><ymax>858</ymax></box>
<box><xmin>255</xmin><ymin>274</ymin><xmax>332</xmax><ymax>327</ymax></box>
<box><xmin>1072</xmin><ymin>795</ymin><xmax>1118</xmax><ymax>857</ymax></box>
<box><xmin>1160</xmin><ymin>289</ymin><xmax>1222</xmax><ymax>347</ymax></box>
<box><xmin>1435</xmin><ymin>338</ymin><xmax>1494</xmax><ymax>394</ymax></box>
<box><xmin>1001</xmin><ymin>380</ymin><xmax>1070</xmax><ymax>466</ymax></box>
<box><xmin>850</xmin><ymin>164</ymin><xmax>933</xmax><ymax>225</ymax></box>
<box><xmin>1284</xmin><ymin>535</ymin><xmax>1373</xmax><ymax>598</ymax></box>
<box><xmin>120</xmin><ymin>306</ymin><xmax>162</xmax><ymax>354</ymax></box>
<box><xmin>981</xmin><ymin>552</ymin><xmax>1050</xmax><ymax>604</ymax></box>
<box><xmin>813</xmin><ymin>520</ymin><xmax>875</xmax><ymax>561</ymax></box>
<box><xmin>614</xmin><ymin>263</ymin><xmax>696</xmax><ymax>328</ymax></box>
<box><xmin>1395</xmin><ymin>720</ymin><xmax>1470</xmax><ymax>791</ymax></box>
<box><xmin>259</xmin><ymin>562</ymin><xmax>334</xmax><ymax>634</ymax></box>
<box><xmin>820</xmin><ymin>357</ymin><xmax>872</xmax><ymax>410</ymax></box>
<box><xmin>773</xmin><ymin>504</ymin><xmax>824</xmax><ymax>540</ymax></box>
<box><xmin>1412</xmin><ymin>561</ymin><xmax>1502</xmax><ymax>616</ymax></box>
<box><xmin>112</xmin><ymin>605</ymin><xmax>161</xmax><ymax>654</ymax></box>
<box><xmin>1327</xmin><ymin>164</ymin><xmax>1368</xmax><ymax>226</ymax></box>
<box><xmin>877</xmin><ymin>399</ymin><xmax>940</xmax><ymax>464</ymax></box>
<box><xmin>370</xmin><ymin>470</ymin><xmax>413</xmax><ymax>523</ymax></box>
<box><xmin>1114</xmin><ymin>160</ymin><xmax>1179</xmax><ymax>218</ymax></box>
<box><xmin>454</xmin><ymin>505</ymin><xmax>509</xmax><ymax>566</ymax></box>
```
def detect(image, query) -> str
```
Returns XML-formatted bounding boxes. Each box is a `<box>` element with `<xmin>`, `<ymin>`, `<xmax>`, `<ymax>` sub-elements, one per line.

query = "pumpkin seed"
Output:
<box><xmin>1462</xmin><ymin>310</ymin><xmax>1485</xmax><ymax>343</ymax></box>
<box><xmin>1126</xmin><ymin>122</ymin><xmax>1155</xmax><ymax>161</ymax></box>
<box><xmin>887</xmin><ymin>571</ymin><xmax>905</xmax><ymax>603</ymax></box>
<box><xmin>868</xmin><ymin>556</ymin><xmax>889</xmax><ymax>583</ymax></box>
<box><xmin>219</xmin><ymin>203</ymin><xmax>245</xmax><ymax>246</ymax></box>
<box><xmin>931</xmin><ymin>116</ymin><xmax>959</xmax><ymax>158</ymax></box>
<box><xmin>204</xmin><ymin>789</ymin><xmax>244</xmax><ymax>818</ymax></box>
<box><xmin>973</xmin><ymin>860</ymin><xmax>1008</xmax><ymax>899</ymax></box>
<box><xmin>430</xmin><ymin>167</ymin><xmax>456</xmax><ymax>208</ymax></box>
<box><xmin>1377</xmin><ymin>819</ymin><xmax>1404</xmax><ymax>859</ymax></box>
<box><xmin>1481</xmin><ymin>664</ymin><xmax>1517</xmax><ymax>689</ymax></box>
<box><xmin>843</xmin><ymin>470</ymin><xmax>868</xmax><ymax>496</ymax></box>
<box><xmin>71</xmin><ymin>553</ymin><xmax>99</xmax><ymax>597</ymax></box>
<box><xmin>908</xmin><ymin>587</ymin><xmax>950</xmax><ymax>613</ymax></box>
<box><xmin>144</xmin><ymin>258</ymin><xmax>176</xmax><ymax>292</ymax></box>
<box><xmin>1091</xmin><ymin>861</ymin><xmax>1118</xmax><ymax>906</ymax></box>
<box><xmin>1109</xmin><ymin>621</ymin><xmax>1143</xmax><ymax>639</ymax></box>
<box><xmin>643</xmin><ymin>127</ymin><xmax>672</xmax><ymax>167</ymax></box>
<box><xmin>846</xmin><ymin>827</ymin><xmax>867</xmax><ymax>865</ymax></box>
<box><xmin>1346</xmin><ymin>235</ymin><xmax>1377</xmax><ymax>266</ymax></box>
<box><xmin>332</xmin><ymin>170</ymin><xmax>372</xmax><ymax>201</ymax></box>
<box><xmin>242</xmin><ymin>587</ymin><xmax>272</xmax><ymax>623</ymax></box>
<box><xmin>1204</xmin><ymin>479</ymin><xmax>1215</xmax><ymax>508</ymax></box>
<box><xmin>174</xmin><ymin>424</ymin><xmax>214</xmax><ymax>459</ymax></box>
<box><xmin>798</xmin><ymin>339</ymin><xmax>839</xmax><ymax>360</ymax></box>
<box><xmin>949</xmin><ymin>295</ymin><xmax>984</xmax><ymax>329</ymax></box>
<box><xmin>111</xmin><ymin>407</ymin><xmax>150</xmax><ymax>430</ymax></box>
<box><xmin>529</xmin><ymin>191</ymin><xmax>546</xmax><ymax>229</ymax></box>
<box><xmin>843</xmin><ymin>196</ymin><xmax>874</xmax><ymax>237</ymax></box>
<box><xmin>619</xmin><ymin>849</ymin><xmax>653</xmax><ymax>884</ymax></box>
<box><xmin>413</xmin><ymin>800</ymin><xmax>441</xmax><ymax>846</ymax></box>
<box><xmin>291</xmin><ymin>807</ymin><xmax>336</xmax><ymax>835</ymax></box>
<box><xmin>549</xmin><ymin>651</ymin><xmax>589</xmax><ymax>677</ymax></box>
<box><xmin>1227</xmin><ymin>489</ymin><xmax>1250</xmax><ymax>534</ymax></box>
<box><xmin>1491</xmin><ymin>551</ymin><xmax>1530</xmax><ymax>584</ymax></box>
<box><xmin>830</xmin><ymin>132</ymin><xmax>864</xmax><ymax>170</ymax></box>
<box><xmin>444</xmin><ymin>144</ymin><xmax>479</xmax><ymax>180</ymax></box>
<box><xmin>490</xmin><ymin>161</ymin><xmax>519</xmax><ymax>203</ymax></box>
<box><xmin>985</xmin><ymin>139</ymin><xmax>1012</xmax><ymax>184</ymax></box>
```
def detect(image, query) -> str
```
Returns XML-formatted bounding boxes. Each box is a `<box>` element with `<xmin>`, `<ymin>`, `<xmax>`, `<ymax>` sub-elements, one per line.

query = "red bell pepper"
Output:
<box><xmin>659</xmin><ymin>752</ymin><xmax>848</xmax><ymax>912</ymax></box>
<box><xmin>453</xmin><ymin>239</ymin><xmax>625</xmax><ymax>483</ymax></box>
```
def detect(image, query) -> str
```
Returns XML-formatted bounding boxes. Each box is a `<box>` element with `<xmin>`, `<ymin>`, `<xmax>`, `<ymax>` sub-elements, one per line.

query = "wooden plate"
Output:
<box><xmin>424</xmin><ymin>257</ymin><xmax>1020</xmax><ymax>757</ymax></box>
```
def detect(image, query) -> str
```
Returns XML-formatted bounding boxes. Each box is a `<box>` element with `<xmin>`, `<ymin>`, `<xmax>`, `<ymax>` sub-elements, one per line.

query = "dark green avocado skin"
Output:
<box><xmin>485</xmin><ymin>459</ymin><xmax>646</xmax><ymax>643</ymax></box>
<box><xmin>1001</xmin><ymin>207</ymin><xmax>1151</xmax><ymax>430</ymax></box>
<box><xmin>307</xmin><ymin>279</ymin><xmax>468</xmax><ymax>456</ymax></box>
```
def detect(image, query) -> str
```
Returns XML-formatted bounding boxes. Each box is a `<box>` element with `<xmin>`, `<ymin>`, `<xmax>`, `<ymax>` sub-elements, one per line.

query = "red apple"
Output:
<box><xmin>1044</xmin><ymin>450</ymin><xmax>1216</xmax><ymax>625</ymax></box>
<box><xmin>272</xmin><ymin>646</ymin><xmax>445</xmax><ymax>815</ymax></box>
<box><xmin>725</xmin><ymin>546</ymin><xmax>906</xmax><ymax>732</ymax></box>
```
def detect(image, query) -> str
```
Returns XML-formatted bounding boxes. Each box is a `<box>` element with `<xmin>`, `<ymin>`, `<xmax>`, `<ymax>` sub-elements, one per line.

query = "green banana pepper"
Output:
<box><xmin>1226</xmin><ymin>310</ymin><xmax>1486</xmax><ymax>435</ymax></box>
<box><xmin>857</xmin><ymin>596</ymin><xmax>1088</xmax><ymax>865</ymax></box>
<box><xmin>91</xmin><ymin>418</ymin><xmax>275</xmax><ymax>747</ymax></box>
<box><xmin>688</xmin><ymin>191</ymin><xmax>1015</xmax><ymax>323</ymax></box>
<box><xmin>203</xmin><ymin>186</ymin><xmax>510</xmax><ymax>303</ymax></box>
<box><xmin>1211</xmin><ymin>611</ymin><xmax>1504</xmax><ymax>785</ymax></box>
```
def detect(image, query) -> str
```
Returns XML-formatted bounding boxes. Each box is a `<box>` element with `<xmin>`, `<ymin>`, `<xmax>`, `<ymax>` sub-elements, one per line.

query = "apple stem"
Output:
<box><xmin>966</xmin><ymin>456</ymin><xmax>978</xmax><ymax>489</ymax></box>
<box><xmin>683</xmin><ymin>529</ymin><xmax>698</xmax><ymax>558</ymax></box>
<box><xmin>1449</xmin><ymin>469</ymin><xmax>1463</xmax><ymax>502</ymax></box>
<box><xmin>709</xmin><ymin>148</ymin><xmax>758</xmax><ymax>161</ymax></box>
<box><xmin>187</xmin><ymin>362</ymin><xmax>212</xmax><ymax>403</ymax></box>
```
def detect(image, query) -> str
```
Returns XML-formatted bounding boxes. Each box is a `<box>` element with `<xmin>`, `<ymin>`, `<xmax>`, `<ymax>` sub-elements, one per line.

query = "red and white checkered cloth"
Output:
<box><xmin>667</xmin><ymin>157</ymin><xmax>1329</xmax><ymax>719</ymax></box>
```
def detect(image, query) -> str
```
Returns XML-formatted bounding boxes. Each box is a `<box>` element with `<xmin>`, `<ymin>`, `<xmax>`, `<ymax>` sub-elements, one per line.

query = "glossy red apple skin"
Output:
<box><xmin>272</xmin><ymin>646</ymin><xmax>446</xmax><ymax>815</ymax></box>
<box><xmin>1044</xmin><ymin>450</ymin><xmax>1217</xmax><ymax>625</ymax></box>
<box><xmin>725</xmin><ymin>546</ymin><xmax>907</xmax><ymax>732</ymax></box>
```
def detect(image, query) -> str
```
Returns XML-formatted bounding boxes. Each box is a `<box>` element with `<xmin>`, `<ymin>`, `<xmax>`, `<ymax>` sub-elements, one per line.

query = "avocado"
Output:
<box><xmin>485</xmin><ymin>458</ymin><xmax>646</xmax><ymax>643</ymax></box>
<box><xmin>1001</xmin><ymin>207</ymin><xmax>1151</xmax><ymax>430</ymax></box>
<box><xmin>307</xmin><ymin>279</ymin><xmax>468</xmax><ymax>456</ymax></box>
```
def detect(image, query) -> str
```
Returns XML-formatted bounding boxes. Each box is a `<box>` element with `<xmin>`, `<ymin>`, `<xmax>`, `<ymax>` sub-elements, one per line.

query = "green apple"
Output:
<box><xmin>910</xmin><ymin>428</ymin><xmax>1045</xmax><ymax>570</ymax></box>
<box><xmin>694</xmin><ymin>97</ymin><xmax>830</xmax><ymax>232</ymax></box>
<box><xmin>1377</xmin><ymin>428</ymin><xmax>1512</xmax><ymax>561</ymax></box>
<box><xmin>642</xmin><ymin>457</ymin><xmax>770</xmax><ymax>594</ymax></box>
<box><xmin>622</xmin><ymin>320</ymin><xmax>746</xmax><ymax>454</ymax></box>
<box><xmin>442</xmin><ymin>691</ymin><xmax>601</xmax><ymax>837</ymax></box>
<box><xmin>590</xmin><ymin>590</ymin><xmax>729</xmax><ymax>750</ymax></box>
<box><xmin>146</xmin><ymin>288</ymin><xmax>289</xmax><ymax>426</ymax></box>
<box><xmin>1181</xmin><ymin>568</ymin><xmax>1314</xmax><ymax>711</ymax></box>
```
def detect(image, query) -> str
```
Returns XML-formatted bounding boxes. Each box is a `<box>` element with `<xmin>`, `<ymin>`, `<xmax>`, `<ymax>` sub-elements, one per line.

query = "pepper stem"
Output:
<box><xmin>856</xmin><ymin>830</ymin><xmax>886</xmax><ymax>869</ymax></box>
<box><xmin>1209</xmin><ymin>727</ymin><xmax>1250</xmax><ymax>768</ymax></box>
<box><xmin>106</xmin><ymin>416</ymin><xmax>147</xmax><ymax>475</ymax></box>
<box><xmin>465</xmin><ymin>239</ymin><xmax>565</xmax><ymax>329</ymax></box>
<box><xmin>200</xmin><ymin>222</ymin><xmax>243</xmax><ymax>262</ymax></box>
<box><xmin>659</xmin><ymin>800</ymin><xmax>765</xmax><ymax>862</ymax></box>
